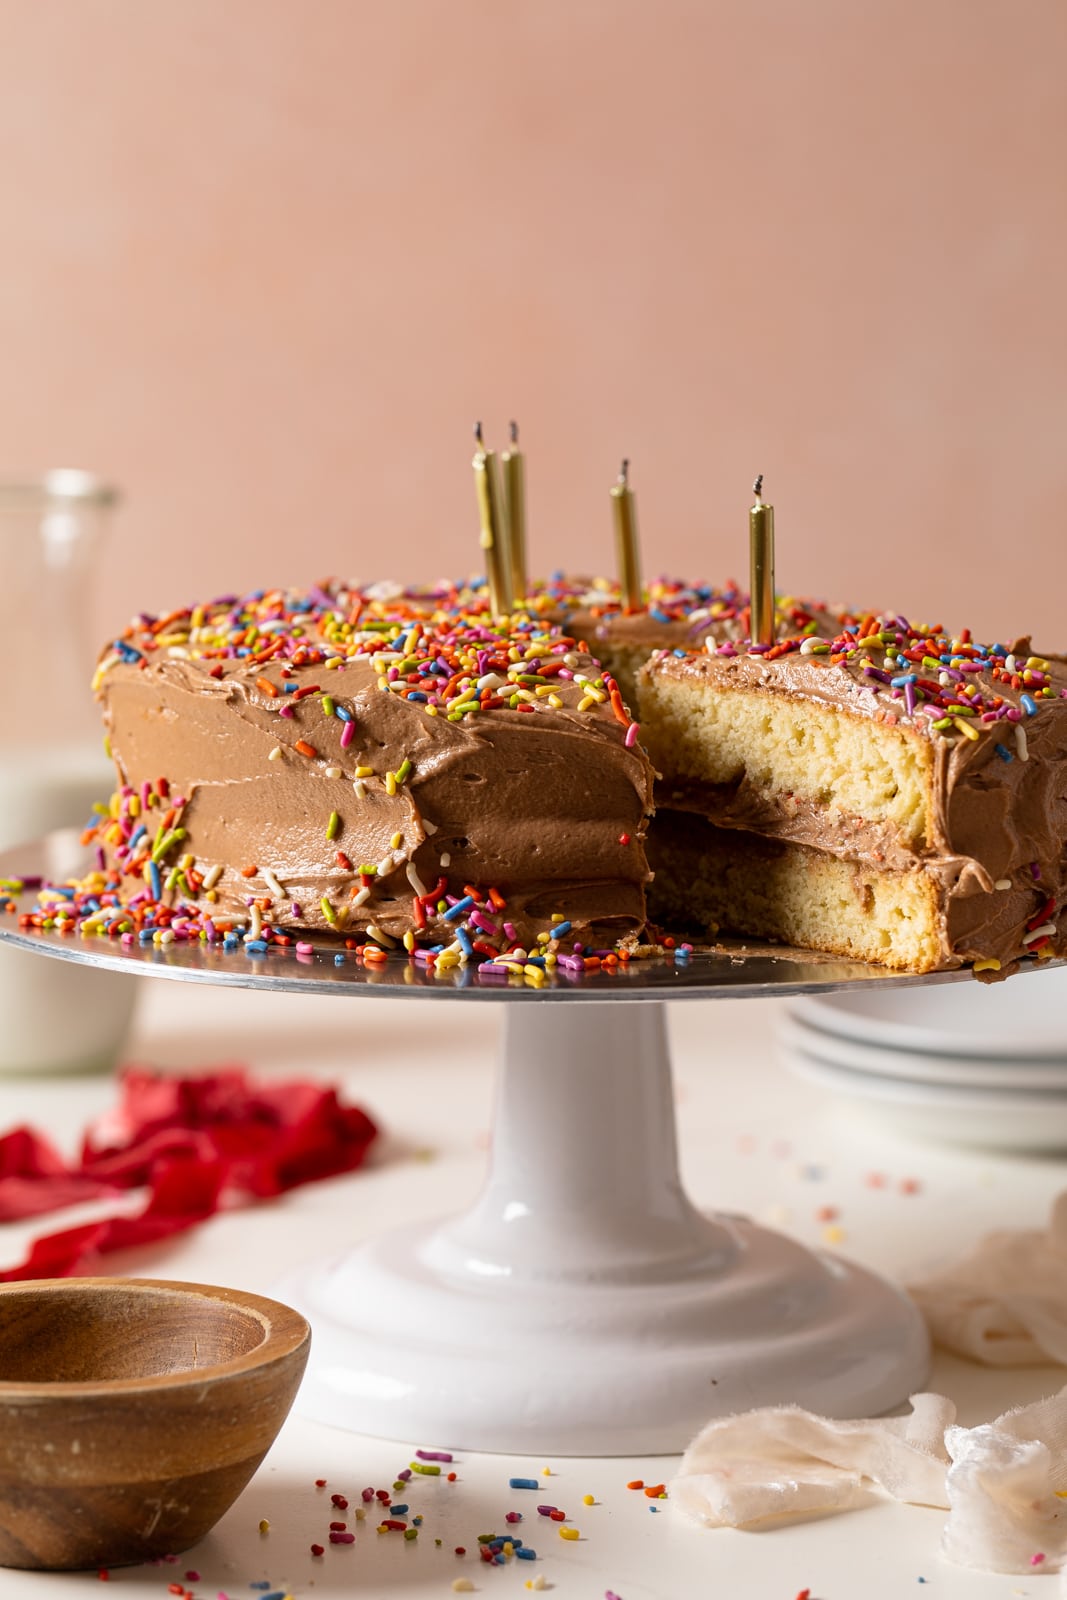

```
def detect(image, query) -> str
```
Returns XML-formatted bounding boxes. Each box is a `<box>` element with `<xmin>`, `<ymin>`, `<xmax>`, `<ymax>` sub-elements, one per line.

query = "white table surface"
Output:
<box><xmin>2</xmin><ymin>976</ymin><xmax>1065</xmax><ymax>1600</ymax></box>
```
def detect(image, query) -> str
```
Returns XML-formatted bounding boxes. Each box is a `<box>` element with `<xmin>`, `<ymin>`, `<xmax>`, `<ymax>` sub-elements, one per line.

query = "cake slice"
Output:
<box><xmin>639</xmin><ymin>619</ymin><xmax>1067</xmax><ymax>974</ymax></box>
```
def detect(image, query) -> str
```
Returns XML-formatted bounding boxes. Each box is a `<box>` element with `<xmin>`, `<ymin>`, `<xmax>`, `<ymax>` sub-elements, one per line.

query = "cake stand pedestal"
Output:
<box><xmin>279</xmin><ymin>1000</ymin><xmax>928</xmax><ymax>1453</ymax></box>
<box><xmin>3</xmin><ymin>830</ymin><xmax>1015</xmax><ymax>1454</ymax></box>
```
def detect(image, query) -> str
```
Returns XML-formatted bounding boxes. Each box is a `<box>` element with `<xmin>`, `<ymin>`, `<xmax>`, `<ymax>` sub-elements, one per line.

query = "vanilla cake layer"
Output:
<box><xmin>642</xmin><ymin>667</ymin><xmax>933</xmax><ymax>853</ymax></box>
<box><xmin>647</xmin><ymin>810</ymin><xmax>947</xmax><ymax>971</ymax></box>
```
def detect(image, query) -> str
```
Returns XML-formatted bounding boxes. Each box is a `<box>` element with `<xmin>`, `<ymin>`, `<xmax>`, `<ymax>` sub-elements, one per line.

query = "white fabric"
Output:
<box><xmin>672</xmin><ymin>1388</ymin><xmax>1067</xmax><ymax>1571</ymax></box>
<box><xmin>942</xmin><ymin>1397</ymin><xmax>1067</xmax><ymax>1573</ymax></box>
<box><xmin>671</xmin><ymin>1192</ymin><xmax>1067</xmax><ymax>1573</ymax></box>
<box><xmin>909</xmin><ymin>1192</ymin><xmax>1067</xmax><ymax>1366</ymax></box>
<box><xmin>671</xmin><ymin>1394</ymin><xmax>953</xmax><ymax>1527</ymax></box>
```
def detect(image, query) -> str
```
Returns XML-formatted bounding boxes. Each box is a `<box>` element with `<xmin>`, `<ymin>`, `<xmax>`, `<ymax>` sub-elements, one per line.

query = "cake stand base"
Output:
<box><xmin>279</xmin><ymin>1001</ymin><xmax>930</xmax><ymax>1455</ymax></box>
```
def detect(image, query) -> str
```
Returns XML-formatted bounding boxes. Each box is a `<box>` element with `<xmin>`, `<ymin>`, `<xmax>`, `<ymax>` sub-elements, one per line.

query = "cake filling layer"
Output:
<box><xmin>655</xmin><ymin>776</ymin><xmax>929</xmax><ymax>874</ymax></box>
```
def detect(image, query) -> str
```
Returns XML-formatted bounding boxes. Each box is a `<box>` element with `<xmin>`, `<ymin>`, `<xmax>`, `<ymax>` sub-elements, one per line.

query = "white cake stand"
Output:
<box><xmin>2</xmin><ymin>828</ymin><xmax>1027</xmax><ymax>1455</ymax></box>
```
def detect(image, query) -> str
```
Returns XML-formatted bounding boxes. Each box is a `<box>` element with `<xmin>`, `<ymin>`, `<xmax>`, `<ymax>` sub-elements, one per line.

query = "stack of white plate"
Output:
<box><xmin>777</xmin><ymin>969</ymin><xmax>1067</xmax><ymax>1151</ymax></box>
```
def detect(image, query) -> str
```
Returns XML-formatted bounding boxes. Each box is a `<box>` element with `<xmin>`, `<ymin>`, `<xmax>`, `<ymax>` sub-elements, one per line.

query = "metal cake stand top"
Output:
<box><xmin>0</xmin><ymin>829</ymin><xmax>1014</xmax><ymax>1002</ymax></box>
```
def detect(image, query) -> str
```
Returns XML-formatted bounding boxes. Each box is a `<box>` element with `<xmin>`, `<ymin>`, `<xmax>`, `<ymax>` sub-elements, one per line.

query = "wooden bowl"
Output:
<box><xmin>0</xmin><ymin>1277</ymin><xmax>310</xmax><ymax>1570</ymax></box>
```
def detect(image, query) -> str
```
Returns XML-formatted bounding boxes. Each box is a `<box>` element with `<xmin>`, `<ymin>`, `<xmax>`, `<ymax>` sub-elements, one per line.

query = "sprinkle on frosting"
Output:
<box><xmin>94</xmin><ymin>580</ymin><xmax>639</xmax><ymax>733</ymax></box>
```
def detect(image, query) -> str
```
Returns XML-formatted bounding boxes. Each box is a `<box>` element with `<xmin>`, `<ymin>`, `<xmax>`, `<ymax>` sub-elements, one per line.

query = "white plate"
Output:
<box><xmin>787</xmin><ymin>965</ymin><xmax>1067</xmax><ymax>1060</ymax></box>
<box><xmin>780</xmin><ymin>1039</ymin><xmax>1067</xmax><ymax>1152</ymax></box>
<box><xmin>777</xmin><ymin>1010</ymin><xmax>1067</xmax><ymax>1090</ymax></box>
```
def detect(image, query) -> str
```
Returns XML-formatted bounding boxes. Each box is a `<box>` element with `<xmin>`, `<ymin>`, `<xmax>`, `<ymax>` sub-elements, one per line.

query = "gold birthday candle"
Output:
<box><xmin>609</xmin><ymin>458</ymin><xmax>643</xmax><ymax>612</ymax></box>
<box><xmin>472</xmin><ymin>422</ymin><xmax>513</xmax><ymax>616</ymax></box>
<box><xmin>749</xmin><ymin>474</ymin><xmax>775</xmax><ymax>646</ymax></box>
<box><xmin>502</xmin><ymin>420</ymin><xmax>527</xmax><ymax>607</ymax></box>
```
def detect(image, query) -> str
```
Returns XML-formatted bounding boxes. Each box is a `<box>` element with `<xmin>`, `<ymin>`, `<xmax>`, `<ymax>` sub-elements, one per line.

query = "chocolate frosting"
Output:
<box><xmin>95</xmin><ymin>588</ymin><xmax>655</xmax><ymax>954</ymax></box>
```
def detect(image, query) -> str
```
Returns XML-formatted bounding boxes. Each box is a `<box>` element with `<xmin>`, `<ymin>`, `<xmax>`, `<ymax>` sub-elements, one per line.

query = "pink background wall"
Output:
<box><xmin>2</xmin><ymin>1</ymin><xmax>1065</xmax><ymax>648</ymax></box>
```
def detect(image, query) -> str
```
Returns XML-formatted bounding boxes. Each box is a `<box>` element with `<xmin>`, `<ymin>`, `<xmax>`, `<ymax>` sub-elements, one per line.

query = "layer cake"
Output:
<box><xmin>84</xmin><ymin>579</ymin><xmax>1067</xmax><ymax>980</ymax></box>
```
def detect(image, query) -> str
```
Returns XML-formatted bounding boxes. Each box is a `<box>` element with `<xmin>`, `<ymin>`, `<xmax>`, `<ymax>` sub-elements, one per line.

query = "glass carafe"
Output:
<box><xmin>0</xmin><ymin>470</ymin><xmax>119</xmax><ymax>841</ymax></box>
<box><xmin>0</xmin><ymin>471</ymin><xmax>137</xmax><ymax>1073</ymax></box>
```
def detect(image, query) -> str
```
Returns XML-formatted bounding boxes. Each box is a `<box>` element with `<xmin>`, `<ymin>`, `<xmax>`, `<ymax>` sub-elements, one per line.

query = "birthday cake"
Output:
<box><xmin>84</xmin><ymin>576</ymin><xmax>1067</xmax><ymax>981</ymax></box>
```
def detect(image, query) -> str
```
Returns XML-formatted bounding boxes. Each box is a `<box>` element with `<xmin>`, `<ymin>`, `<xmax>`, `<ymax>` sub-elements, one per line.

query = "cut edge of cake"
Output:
<box><xmin>647</xmin><ymin>810</ymin><xmax>948</xmax><ymax>973</ymax></box>
<box><xmin>639</xmin><ymin>666</ymin><xmax>935</xmax><ymax>850</ymax></box>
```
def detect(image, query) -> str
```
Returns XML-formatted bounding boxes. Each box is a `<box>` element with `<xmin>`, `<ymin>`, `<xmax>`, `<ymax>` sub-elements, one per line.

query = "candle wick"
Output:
<box><xmin>509</xmin><ymin>420</ymin><xmax>519</xmax><ymax>445</ymax></box>
<box><xmin>474</xmin><ymin>421</ymin><xmax>485</xmax><ymax>448</ymax></box>
<box><xmin>753</xmin><ymin>473</ymin><xmax>764</xmax><ymax>500</ymax></box>
<box><xmin>619</xmin><ymin>458</ymin><xmax>630</xmax><ymax>488</ymax></box>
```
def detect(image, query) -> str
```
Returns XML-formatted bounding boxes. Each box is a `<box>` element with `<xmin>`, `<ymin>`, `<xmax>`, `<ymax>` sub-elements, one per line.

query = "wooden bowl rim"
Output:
<box><xmin>0</xmin><ymin>1276</ymin><xmax>310</xmax><ymax>1398</ymax></box>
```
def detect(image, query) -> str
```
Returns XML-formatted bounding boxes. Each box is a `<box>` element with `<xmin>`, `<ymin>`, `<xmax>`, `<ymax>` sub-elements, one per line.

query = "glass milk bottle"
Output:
<box><xmin>0</xmin><ymin>471</ymin><xmax>138</xmax><ymax>1072</ymax></box>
